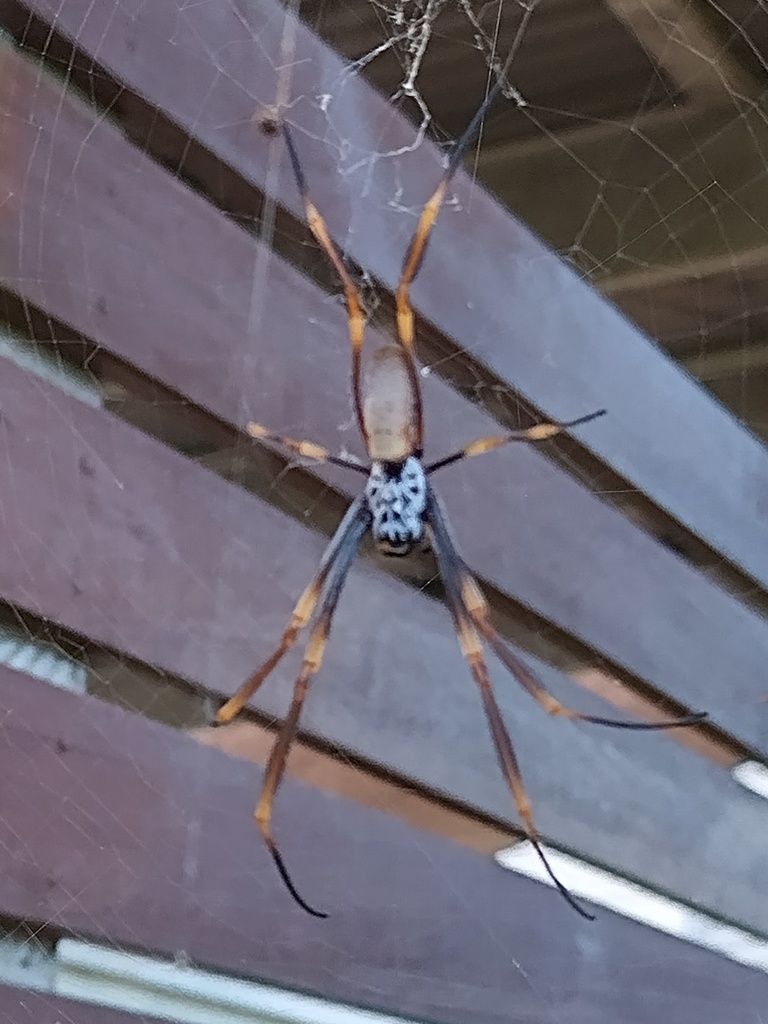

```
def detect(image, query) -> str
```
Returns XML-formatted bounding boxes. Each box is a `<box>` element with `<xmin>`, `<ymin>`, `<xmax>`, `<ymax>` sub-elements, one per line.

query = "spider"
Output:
<box><xmin>216</xmin><ymin>78</ymin><xmax>707</xmax><ymax>921</ymax></box>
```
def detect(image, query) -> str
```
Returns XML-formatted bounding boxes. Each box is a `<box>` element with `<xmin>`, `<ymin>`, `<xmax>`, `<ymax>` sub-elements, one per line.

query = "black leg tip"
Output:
<box><xmin>269</xmin><ymin>845</ymin><xmax>329</xmax><ymax>920</ymax></box>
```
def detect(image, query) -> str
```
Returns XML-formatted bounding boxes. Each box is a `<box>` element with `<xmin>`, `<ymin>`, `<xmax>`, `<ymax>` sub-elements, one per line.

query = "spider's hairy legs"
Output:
<box><xmin>426</xmin><ymin>409</ymin><xmax>607</xmax><ymax>474</ymax></box>
<box><xmin>216</xmin><ymin>498</ymin><xmax>368</xmax><ymax>917</ymax></box>
<box><xmin>216</xmin><ymin>498</ymin><xmax>369</xmax><ymax>725</ymax></box>
<box><xmin>256</xmin><ymin>607</ymin><xmax>335</xmax><ymax>918</ymax></box>
<box><xmin>395</xmin><ymin>55</ymin><xmax>515</xmax><ymax>346</ymax></box>
<box><xmin>393</xmin><ymin>47</ymin><xmax>518</xmax><ymax>429</ymax></box>
<box><xmin>427</xmin><ymin>485</ymin><xmax>706</xmax><ymax>919</ymax></box>
<box><xmin>271</xmin><ymin>120</ymin><xmax>369</xmax><ymax>449</ymax></box>
<box><xmin>459</xmin><ymin>614</ymin><xmax>595</xmax><ymax>920</ymax></box>
<box><xmin>254</xmin><ymin>508</ymin><xmax>366</xmax><ymax>918</ymax></box>
<box><xmin>246</xmin><ymin>421</ymin><xmax>368</xmax><ymax>475</ymax></box>
<box><xmin>459</xmin><ymin>572</ymin><xmax>707</xmax><ymax>731</ymax></box>
<box><xmin>215</xmin><ymin>576</ymin><xmax>319</xmax><ymax>726</ymax></box>
<box><xmin>425</xmin><ymin>488</ymin><xmax>594</xmax><ymax>919</ymax></box>
<box><xmin>216</xmin><ymin>559</ymin><xmax>327</xmax><ymax>725</ymax></box>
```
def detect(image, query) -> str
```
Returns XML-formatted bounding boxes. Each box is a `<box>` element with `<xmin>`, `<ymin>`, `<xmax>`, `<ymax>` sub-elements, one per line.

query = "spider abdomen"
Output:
<box><xmin>365</xmin><ymin>456</ymin><xmax>427</xmax><ymax>556</ymax></box>
<box><xmin>363</xmin><ymin>346</ymin><xmax>419</xmax><ymax>462</ymax></box>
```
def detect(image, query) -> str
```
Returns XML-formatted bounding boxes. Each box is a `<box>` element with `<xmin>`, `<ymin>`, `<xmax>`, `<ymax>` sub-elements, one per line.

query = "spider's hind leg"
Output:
<box><xmin>216</xmin><ymin>497</ymin><xmax>370</xmax><ymax>725</ymax></box>
<box><xmin>215</xmin><ymin>572</ymin><xmax>324</xmax><ymax>726</ymax></box>
<box><xmin>255</xmin><ymin>612</ymin><xmax>336</xmax><ymax>919</ymax></box>
<box><xmin>459</xmin><ymin>571</ymin><xmax>706</xmax><ymax>731</ymax></box>
<box><xmin>427</xmin><ymin>487</ymin><xmax>594</xmax><ymax>919</ymax></box>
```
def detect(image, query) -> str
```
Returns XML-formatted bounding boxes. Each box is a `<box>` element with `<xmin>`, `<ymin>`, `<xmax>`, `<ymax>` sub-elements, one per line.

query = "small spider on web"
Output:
<box><xmin>216</xmin><ymin>66</ymin><xmax>707</xmax><ymax>922</ymax></box>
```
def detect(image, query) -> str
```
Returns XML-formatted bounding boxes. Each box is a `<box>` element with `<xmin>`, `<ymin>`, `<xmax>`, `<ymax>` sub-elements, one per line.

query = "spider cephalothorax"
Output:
<box><xmin>365</xmin><ymin>457</ymin><xmax>427</xmax><ymax>556</ymax></box>
<box><xmin>216</xmin><ymin>70</ymin><xmax>707</xmax><ymax>922</ymax></box>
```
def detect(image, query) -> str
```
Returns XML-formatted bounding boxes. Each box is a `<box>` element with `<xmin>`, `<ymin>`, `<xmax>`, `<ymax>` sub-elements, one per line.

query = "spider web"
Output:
<box><xmin>0</xmin><ymin>0</ymin><xmax>768</xmax><ymax>1021</ymax></box>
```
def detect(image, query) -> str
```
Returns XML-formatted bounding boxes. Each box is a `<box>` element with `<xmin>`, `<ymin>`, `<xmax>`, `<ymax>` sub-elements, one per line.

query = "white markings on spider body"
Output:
<box><xmin>365</xmin><ymin>456</ymin><xmax>427</xmax><ymax>556</ymax></box>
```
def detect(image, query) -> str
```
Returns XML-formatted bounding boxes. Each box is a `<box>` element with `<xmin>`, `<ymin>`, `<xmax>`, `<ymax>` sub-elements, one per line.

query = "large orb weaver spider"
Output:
<box><xmin>216</xmin><ymin>76</ymin><xmax>707</xmax><ymax>920</ymax></box>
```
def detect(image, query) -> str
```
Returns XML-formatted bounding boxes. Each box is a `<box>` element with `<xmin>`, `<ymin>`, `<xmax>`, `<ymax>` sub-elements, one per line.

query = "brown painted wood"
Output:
<box><xmin>4</xmin><ymin>0</ymin><xmax>768</xmax><ymax>594</ymax></box>
<box><xmin>0</xmin><ymin>43</ymin><xmax>767</xmax><ymax>759</ymax></box>
<box><xmin>0</xmin><ymin>0</ymin><xmax>764</xmax><ymax>1007</ymax></box>
<box><xmin>3</xmin><ymin>665</ymin><xmax>768</xmax><ymax>1024</ymax></box>
<box><xmin>0</xmin><ymin>985</ymin><xmax>166</xmax><ymax>1024</ymax></box>
<box><xmin>2</xmin><ymin>357</ymin><xmax>768</xmax><ymax>931</ymax></box>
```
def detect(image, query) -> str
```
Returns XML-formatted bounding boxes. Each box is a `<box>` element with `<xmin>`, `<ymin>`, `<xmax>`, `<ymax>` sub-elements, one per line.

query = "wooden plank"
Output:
<box><xmin>3</xmin><ymin>359</ymin><xmax>768</xmax><ymax>931</ymax></box>
<box><xmin>477</xmin><ymin>106</ymin><xmax>768</xmax><ymax>286</ymax></box>
<box><xmin>0</xmin><ymin>985</ymin><xmax>167</xmax><ymax>1024</ymax></box>
<box><xmin>1</xmin><ymin>45</ymin><xmax>768</xmax><ymax>758</ymax></box>
<box><xmin>604</xmin><ymin>0</ymin><xmax>760</xmax><ymax>99</ymax></box>
<box><xmin>5</xmin><ymin>0</ymin><xmax>768</xmax><ymax>594</ymax></box>
<box><xmin>3</xmin><ymin>666</ymin><xmax>768</xmax><ymax>1024</ymax></box>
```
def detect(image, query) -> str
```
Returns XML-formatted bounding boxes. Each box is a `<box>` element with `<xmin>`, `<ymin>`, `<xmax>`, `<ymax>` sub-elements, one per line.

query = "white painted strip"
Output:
<box><xmin>0</xmin><ymin>624</ymin><xmax>86</xmax><ymax>693</ymax></box>
<box><xmin>55</xmin><ymin>939</ymin><xmax>424</xmax><ymax>1024</ymax></box>
<box><xmin>495</xmin><ymin>842</ymin><xmax>768</xmax><ymax>972</ymax></box>
<box><xmin>0</xmin><ymin>929</ymin><xmax>55</xmax><ymax>993</ymax></box>
<box><xmin>733</xmin><ymin>761</ymin><xmax>768</xmax><ymax>802</ymax></box>
<box><xmin>0</xmin><ymin>331</ymin><xmax>102</xmax><ymax>406</ymax></box>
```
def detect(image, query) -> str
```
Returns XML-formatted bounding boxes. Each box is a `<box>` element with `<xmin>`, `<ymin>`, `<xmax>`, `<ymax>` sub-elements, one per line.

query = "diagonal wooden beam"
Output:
<box><xmin>477</xmin><ymin>103</ymin><xmax>768</xmax><ymax>280</ymax></box>
<box><xmin>602</xmin><ymin>241</ymin><xmax>768</xmax><ymax>348</ymax></box>
<box><xmin>604</xmin><ymin>0</ymin><xmax>762</xmax><ymax>102</ymax></box>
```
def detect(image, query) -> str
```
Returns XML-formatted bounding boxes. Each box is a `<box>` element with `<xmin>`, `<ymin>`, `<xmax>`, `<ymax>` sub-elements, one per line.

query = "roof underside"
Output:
<box><xmin>304</xmin><ymin>0</ymin><xmax>768</xmax><ymax>441</ymax></box>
